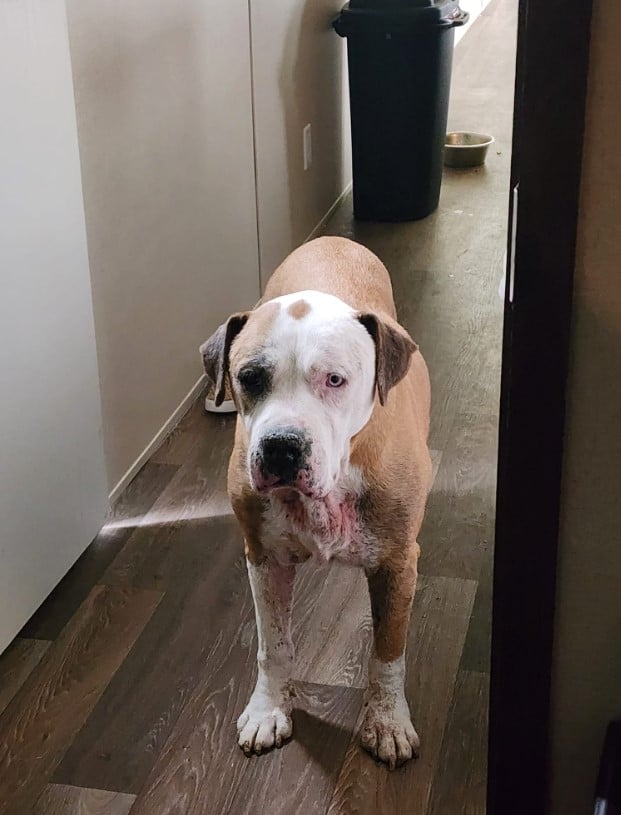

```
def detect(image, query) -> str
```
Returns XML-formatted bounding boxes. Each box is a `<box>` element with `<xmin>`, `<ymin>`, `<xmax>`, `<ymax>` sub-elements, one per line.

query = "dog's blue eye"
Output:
<box><xmin>327</xmin><ymin>373</ymin><xmax>346</xmax><ymax>388</ymax></box>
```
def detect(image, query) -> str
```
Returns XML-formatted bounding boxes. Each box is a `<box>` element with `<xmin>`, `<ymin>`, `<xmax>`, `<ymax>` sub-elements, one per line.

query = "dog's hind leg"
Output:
<box><xmin>237</xmin><ymin>556</ymin><xmax>296</xmax><ymax>755</ymax></box>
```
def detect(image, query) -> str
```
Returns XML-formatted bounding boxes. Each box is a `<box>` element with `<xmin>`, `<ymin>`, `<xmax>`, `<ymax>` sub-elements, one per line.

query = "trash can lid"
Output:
<box><xmin>334</xmin><ymin>0</ymin><xmax>468</xmax><ymax>33</ymax></box>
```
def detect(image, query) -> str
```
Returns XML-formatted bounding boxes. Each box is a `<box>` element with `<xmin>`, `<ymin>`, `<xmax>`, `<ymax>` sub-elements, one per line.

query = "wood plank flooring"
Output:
<box><xmin>0</xmin><ymin>638</ymin><xmax>50</xmax><ymax>717</ymax></box>
<box><xmin>0</xmin><ymin>587</ymin><xmax>161</xmax><ymax>815</ymax></box>
<box><xmin>33</xmin><ymin>785</ymin><xmax>135</xmax><ymax>815</ymax></box>
<box><xmin>0</xmin><ymin>1</ymin><xmax>515</xmax><ymax>811</ymax></box>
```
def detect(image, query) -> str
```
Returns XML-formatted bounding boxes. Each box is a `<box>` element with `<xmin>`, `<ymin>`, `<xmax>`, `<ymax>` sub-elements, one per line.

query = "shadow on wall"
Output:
<box><xmin>278</xmin><ymin>0</ymin><xmax>348</xmax><ymax>254</ymax></box>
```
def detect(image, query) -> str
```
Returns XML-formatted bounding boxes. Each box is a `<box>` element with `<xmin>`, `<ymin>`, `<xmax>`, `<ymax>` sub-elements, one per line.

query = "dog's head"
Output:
<box><xmin>200</xmin><ymin>290</ymin><xmax>417</xmax><ymax>498</ymax></box>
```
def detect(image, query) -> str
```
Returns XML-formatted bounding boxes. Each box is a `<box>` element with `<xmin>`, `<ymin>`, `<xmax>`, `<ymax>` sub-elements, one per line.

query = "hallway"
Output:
<box><xmin>0</xmin><ymin>1</ymin><xmax>515</xmax><ymax>812</ymax></box>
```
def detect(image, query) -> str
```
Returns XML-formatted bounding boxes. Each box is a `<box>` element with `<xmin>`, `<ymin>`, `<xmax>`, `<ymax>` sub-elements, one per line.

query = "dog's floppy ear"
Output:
<box><xmin>199</xmin><ymin>312</ymin><xmax>249</xmax><ymax>407</ymax></box>
<box><xmin>358</xmin><ymin>312</ymin><xmax>418</xmax><ymax>406</ymax></box>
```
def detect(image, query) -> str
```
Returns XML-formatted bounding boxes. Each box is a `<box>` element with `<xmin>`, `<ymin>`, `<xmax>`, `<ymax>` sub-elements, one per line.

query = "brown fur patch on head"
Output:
<box><xmin>286</xmin><ymin>299</ymin><xmax>311</xmax><ymax>320</ymax></box>
<box><xmin>358</xmin><ymin>312</ymin><xmax>418</xmax><ymax>407</ymax></box>
<box><xmin>229</xmin><ymin>301</ymin><xmax>280</xmax><ymax>371</ymax></box>
<box><xmin>200</xmin><ymin>312</ymin><xmax>249</xmax><ymax>407</ymax></box>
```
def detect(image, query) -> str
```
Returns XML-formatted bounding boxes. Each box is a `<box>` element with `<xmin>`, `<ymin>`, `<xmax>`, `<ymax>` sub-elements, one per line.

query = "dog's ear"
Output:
<box><xmin>199</xmin><ymin>312</ymin><xmax>249</xmax><ymax>407</ymax></box>
<box><xmin>358</xmin><ymin>312</ymin><xmax>418</xmax><ymax>406</ymax></box>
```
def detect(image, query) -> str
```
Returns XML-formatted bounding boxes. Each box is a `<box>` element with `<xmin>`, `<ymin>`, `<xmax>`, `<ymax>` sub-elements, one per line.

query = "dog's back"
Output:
<box><xmin>263</xmin><ymin>236</ymin><xmax>397</xmax><ymax>318</ymax></box>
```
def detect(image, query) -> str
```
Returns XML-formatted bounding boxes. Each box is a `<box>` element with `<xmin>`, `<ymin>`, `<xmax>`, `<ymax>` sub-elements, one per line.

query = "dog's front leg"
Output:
<box><xmin>362</xmin><ymin>545</ymin><xmax>421</xmax><ymax>770</ymax></box>
<box><xmin>237</xmin><ymin>555</ymin><xmax>295</xmax><ymax>755</ymax></box>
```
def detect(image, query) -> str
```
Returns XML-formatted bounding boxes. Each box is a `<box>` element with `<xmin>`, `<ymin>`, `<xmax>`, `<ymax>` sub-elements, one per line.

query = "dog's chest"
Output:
<box><xmin>261</xmin><ymin>475</ymin><xmax>381</xmax><ymax>568</ymax></box>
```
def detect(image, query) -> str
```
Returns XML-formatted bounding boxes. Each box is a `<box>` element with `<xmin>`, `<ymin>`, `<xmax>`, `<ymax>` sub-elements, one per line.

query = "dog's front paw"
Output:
<box><xmin>360</xmin><ymin>693</ymin><xmax>420</xmax><ymax>770</ymax></box>
<box><xmin>237</xmin><ymin>693</ymin><xmax>293</xmax><ymax>756</ymax></box>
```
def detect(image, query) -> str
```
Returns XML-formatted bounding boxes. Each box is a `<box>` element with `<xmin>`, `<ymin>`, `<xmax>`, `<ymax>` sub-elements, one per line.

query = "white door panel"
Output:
<box><xmin>0</xmin><ymin>0</ymin><xmax>108</xmax><ymax>652</ymax></box>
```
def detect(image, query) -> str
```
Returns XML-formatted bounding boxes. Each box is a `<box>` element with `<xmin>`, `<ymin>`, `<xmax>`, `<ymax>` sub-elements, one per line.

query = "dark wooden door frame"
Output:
<box><xmin>489</xmin><ymin>1</ymin><xmax>594</xmax><ymax>814</ymax></box>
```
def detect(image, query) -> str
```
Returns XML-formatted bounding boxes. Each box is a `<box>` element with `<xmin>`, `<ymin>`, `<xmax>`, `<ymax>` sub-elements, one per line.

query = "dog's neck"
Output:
<box><xmin>268</xmin><ymin>461</ymin><xmax>364</xmax><ymax>511</ymax></box>
<box><xmin>267</xmin><ymin>465</ymin><xmax>365</xmax><ymax>558</ymax></box>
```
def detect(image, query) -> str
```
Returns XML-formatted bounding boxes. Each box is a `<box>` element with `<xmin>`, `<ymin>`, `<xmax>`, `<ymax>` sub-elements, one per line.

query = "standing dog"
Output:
<box><xmin>200</xmin><ymin>236</ymin><xmax>432</xmax><ymax>769</ymax></box>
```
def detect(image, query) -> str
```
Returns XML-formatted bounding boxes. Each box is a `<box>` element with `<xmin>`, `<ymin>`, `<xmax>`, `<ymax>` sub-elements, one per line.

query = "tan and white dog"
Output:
<box><xmin>200</xmin><ymin>236</ymin><xmax>432</xmax><ymax>770</ymax></box>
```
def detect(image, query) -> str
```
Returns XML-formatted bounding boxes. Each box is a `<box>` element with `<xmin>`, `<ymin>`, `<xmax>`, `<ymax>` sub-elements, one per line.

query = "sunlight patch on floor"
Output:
<box><xmin>102</xmin><ymin>496</ymin><xmax>233</xmax><ymax>531</ymax></box>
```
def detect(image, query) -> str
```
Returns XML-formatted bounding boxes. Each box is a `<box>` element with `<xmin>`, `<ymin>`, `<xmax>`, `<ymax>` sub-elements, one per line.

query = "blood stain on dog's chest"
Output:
<box><xmin>263</xmin><ymin>486</ymin><xmax>381</xmax><ymax>568</ymax></box>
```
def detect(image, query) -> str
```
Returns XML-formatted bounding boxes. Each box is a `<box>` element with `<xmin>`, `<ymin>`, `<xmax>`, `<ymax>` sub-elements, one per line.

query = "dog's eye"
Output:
<box><xmin>326</xmin><ymin>373</ymin><xmax>346</xmax><ymax>388</ymax></box>
<box><xmin>238</xmin><ymin>367</ymin><xmax>268</xmax><ymax>395</ymax></box>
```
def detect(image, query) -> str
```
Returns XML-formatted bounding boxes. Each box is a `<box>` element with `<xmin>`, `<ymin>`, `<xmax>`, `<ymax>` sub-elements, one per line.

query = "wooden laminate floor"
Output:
<box><xmin>0</xmin><ymin>2</ymin><xmax>515</xmax><ymax>812</ymax></box>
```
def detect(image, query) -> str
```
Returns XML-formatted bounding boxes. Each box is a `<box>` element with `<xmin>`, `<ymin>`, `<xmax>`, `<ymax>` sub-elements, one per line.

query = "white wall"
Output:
<box><xmin>550</xmin><ymin>1</ymin><xmax>621</xmax><ymax>811</ymax></box>
<box><xmin>250</xmin><ymin>0</ymin><xmax>352</xmax><ymax>282</ymax></box>
<box><xmin>0</xmin><ymin>0</ymin><xmax>109</xmax><ymax>652</ymax></box>
<box><xmin>65</xmin><ymin>0</ymin><xmax>261</xmax><ymax>493</ymax></box>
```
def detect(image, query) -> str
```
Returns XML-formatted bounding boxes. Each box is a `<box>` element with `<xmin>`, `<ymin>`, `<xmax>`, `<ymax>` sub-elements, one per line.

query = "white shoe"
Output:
<box><xmin>204</xmin><ymin>395</ymin><xmax>237</xmax><ymax>414</ymax></box>
<box><xmin>204</xmin><ymin>380</ymin><xmax>237</xmax><ymax>414</ymax></box>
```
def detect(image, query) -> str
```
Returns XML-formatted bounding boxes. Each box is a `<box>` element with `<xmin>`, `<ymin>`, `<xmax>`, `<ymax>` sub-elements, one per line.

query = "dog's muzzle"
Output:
<box><xmin>252</xmin><ymin>427</ymin><xmax>313</xmax><ymax>494</ymax></box>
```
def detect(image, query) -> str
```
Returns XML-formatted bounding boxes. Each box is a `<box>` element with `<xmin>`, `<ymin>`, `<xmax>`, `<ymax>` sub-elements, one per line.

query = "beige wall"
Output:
<box><xmin>250</xmin><ymin>0</ymin><xmax>352</xmax><ymax>282</ymax></box>
<box><xmin>550</xmin><ymin>2</ymin><xmax>621</xmax><ymax>812</ymax></box>
<box><xmin>66</xmin><ymin>0</ymin><xmax>352</xmax><ymax>492</ymax></box>
<box><xmin>66</xmin><ymin>0</ymin><xmax>261</xmax><ymax>492</ymax></box>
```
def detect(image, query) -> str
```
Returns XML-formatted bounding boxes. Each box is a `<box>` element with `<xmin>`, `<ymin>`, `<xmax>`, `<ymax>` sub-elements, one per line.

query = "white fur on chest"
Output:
<box><xmin>261</xmin><ymin>466</ymin><xmax>381</xmax><ymax>569</ymax></box>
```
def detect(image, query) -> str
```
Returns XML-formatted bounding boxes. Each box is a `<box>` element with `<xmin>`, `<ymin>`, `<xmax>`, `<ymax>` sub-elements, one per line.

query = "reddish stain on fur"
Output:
<box><xmin>278</xmin><ymin>491</ymin><xmax>362</xmax><ymax>559</ymax></box>
<box><xmin>293</xmin><ymin>494</ymin><xmax>354</xmax><ymax>539</ymax></box>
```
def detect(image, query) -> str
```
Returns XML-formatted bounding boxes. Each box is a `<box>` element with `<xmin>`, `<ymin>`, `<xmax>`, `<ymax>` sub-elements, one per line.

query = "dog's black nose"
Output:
<box><xmin>260</xmin><ymin>430</ymin><xmax>308</xmax><ymax>483</ymax></box>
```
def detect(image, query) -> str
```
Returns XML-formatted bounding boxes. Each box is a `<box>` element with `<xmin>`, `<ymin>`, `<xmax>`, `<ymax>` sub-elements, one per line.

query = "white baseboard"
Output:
<box><xmin>305</xmin><ymin>182</ymin><xmax>353</xmax><ymax>243</ymax></box>
<box><xmin>108</xmin><ymin>373</ymin><xmax>207</xmax><ymax>505</ymax></box>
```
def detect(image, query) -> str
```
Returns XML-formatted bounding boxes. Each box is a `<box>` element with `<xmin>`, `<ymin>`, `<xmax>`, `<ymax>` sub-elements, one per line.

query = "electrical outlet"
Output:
<box><xmin>303</xmin><ymin>124</ymin><xmax>312</xmax><ymax>171</ymax></box>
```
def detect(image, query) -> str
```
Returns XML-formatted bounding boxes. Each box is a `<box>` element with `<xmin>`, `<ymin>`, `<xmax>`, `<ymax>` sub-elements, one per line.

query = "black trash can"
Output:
<box><xmin>333</xmin><ymin>0</ymin><xmax>468</xmax><ymax>222</ymax></box>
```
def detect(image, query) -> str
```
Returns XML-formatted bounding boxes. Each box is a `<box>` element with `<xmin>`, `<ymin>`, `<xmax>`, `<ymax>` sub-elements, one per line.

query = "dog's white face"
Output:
<box><xmin>203</xmin><ymin>290</ymin><xmax>377</xmax><ymax>499</ymax></box>
<box><xmin>233</xmin><ymin>291</ymin><xmax>376</xmax><ymax>499</ymax></box>
<box><xmin>201</xmin><ymin>288</ymin><xmax>418</xmax><ymax>501</ymax></box>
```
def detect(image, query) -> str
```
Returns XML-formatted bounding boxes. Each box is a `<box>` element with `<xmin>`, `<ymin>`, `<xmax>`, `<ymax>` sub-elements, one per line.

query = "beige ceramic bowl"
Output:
<box><xmin>444</xmin><ymin>132</ymin><xmax>495</xmax><ymax>168</ymax></box>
